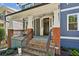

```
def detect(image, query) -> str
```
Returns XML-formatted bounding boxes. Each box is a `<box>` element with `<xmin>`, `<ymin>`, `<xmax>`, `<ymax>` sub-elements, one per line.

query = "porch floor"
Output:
<box><xmin>33</xmin><ymin>36</ymin><xmax>49</xmax><ymax>42</ymax></box>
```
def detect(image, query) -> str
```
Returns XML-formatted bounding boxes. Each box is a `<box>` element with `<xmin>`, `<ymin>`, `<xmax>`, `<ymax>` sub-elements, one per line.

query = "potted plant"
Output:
<box><xmin>0</xmin><ymin>27</ymin><xmax>5</xmax><ymax>46</ymax></box>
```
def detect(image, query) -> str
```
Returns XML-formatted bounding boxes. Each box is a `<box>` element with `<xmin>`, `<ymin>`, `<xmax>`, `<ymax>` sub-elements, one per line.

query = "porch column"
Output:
<box><xmin>7</xmin><ymin>20</ymin><xmax>13</xmax><ymax>48</ymax></box>
<box><xmin>27</xmin><ymin>16</ymin><xmax>33</xmax><ymax>40</ymax></box>
<box><xmin>53</xmin><ymin>10</ymin><xmax>60</xmax><ymax>55</ymax></box>
<box><xmin>40</xmin><ymin>18</ymin><xmax>43</xmax><ymax>36</ymax></box>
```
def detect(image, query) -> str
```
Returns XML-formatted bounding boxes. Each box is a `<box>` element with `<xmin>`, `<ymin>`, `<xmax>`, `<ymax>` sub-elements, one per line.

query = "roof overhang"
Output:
<box><xmin>6</xmin><ymin>3</ymin><xmax>59</xmax><ymax>21</ymax></box>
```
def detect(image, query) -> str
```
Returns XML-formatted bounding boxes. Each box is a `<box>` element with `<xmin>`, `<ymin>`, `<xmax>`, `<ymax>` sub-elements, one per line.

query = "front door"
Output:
<box><xmin>36</xmin><ymin>19</ymin><xmax>40</xmax><ymax>36</ymax></box>
<box><xmin>43</xmin><ymin>18</ymin><xmax>49</xmax><ymax>35</ymax></box>
<box><xmin>34</xmin><ymin>18</ymin><xmax>40</xmax><ymax>36</ymax></box>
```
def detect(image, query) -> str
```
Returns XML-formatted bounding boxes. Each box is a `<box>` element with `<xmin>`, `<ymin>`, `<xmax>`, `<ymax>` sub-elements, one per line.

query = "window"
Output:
<box><xmin>0</xmin><ymin>13</ymin><xmax>5</xmax><ymax>20</ymax></box>
<box><xmin>26</xmin><ymin>21</ymin><xmax>28</xmax><ymax>29</ymax></box>
<box><xmin>67</xmin><ymin>14</ymin><xmax>78</xmax><ymax>31</ymax></box>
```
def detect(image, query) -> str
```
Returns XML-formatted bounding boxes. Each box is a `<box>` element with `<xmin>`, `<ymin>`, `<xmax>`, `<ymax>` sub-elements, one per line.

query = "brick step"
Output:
<box><xmin>27</xmin><ymin>46</ymin><xmax>47</xmax><ymax>53</ymax></box>
<box><xmin>22</xmin><ymin>50</ymin><xmax>39</xmax><ymax>56</ymax></box>
<box><xmin>22</xmin><ymin>47</ymin><xmax>47</xmax><ymax>56</ymax></box>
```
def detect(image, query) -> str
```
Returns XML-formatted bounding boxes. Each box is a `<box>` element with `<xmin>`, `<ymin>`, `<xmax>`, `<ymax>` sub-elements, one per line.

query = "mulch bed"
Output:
<box><xmin>60</xmin><ymin>47</ymin><xmax>71</xmax><ymax>56</ymax></box>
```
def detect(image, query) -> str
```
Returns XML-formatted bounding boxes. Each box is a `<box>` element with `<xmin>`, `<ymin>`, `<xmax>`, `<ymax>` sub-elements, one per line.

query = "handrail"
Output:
<box><xmin>46</xmin><ymin>29</ymin><xmax>52</xmax><ymax>51</ymax></box>
<box><xmin>21</xmin><ymin>30</ymin><xmax>33</xmax><ymax>48</ymax></box>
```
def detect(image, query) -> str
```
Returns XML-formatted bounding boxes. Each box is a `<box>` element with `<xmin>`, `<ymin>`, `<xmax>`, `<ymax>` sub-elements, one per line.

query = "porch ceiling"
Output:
<box><xmin>7</xmin><ymin>4</ymin><xmax>59</xmax><ymax>21</ymax></box>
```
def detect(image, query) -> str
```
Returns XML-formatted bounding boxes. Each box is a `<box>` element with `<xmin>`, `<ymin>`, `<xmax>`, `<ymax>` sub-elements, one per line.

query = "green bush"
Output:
<box><xmin>71</xmin><ymin>49</ymin><xmax>79</xmax><ymax>56</ymax></box>
<box><xmin>71</xmin><ymin>48</ymin><xmax>79</xmax><ymax>52</ymax></box>
<box><xmin>0</xmin><ymin>48</ymin><xmax>18</xmax><ymax>56</ymax></box>
<box><xmin>0</xmin><ymin>27</ymin><xmax>5</xmax><ymax>41</ymax></box>
<box><xmin>48</xmin><ymin>52</ymin><xmax>52</xmax><ymax>56</ymax></box>
<box><xmin>47</xmin><ymin>49</ymin><xmax>53</xmax><ymax>56</ymax></box>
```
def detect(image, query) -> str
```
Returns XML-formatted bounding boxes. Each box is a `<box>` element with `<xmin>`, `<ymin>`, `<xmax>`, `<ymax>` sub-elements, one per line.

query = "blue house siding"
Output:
<box><xmin>60</xmin><ymin>8</ymin><xmax>79</xmax><ymax>37</ymax></box>
<box><xmin>60</xmin><ymin>3</ymin><xmax>79</xmax><ymax>9</ymax></box>
<box><xmin>61</xmin><ymin>39</ymin><xmax>79</xmax><ymax>49</ymax></box>
<box><xmin>60</xmin><ymin>3</ymin><xmax>79</xmax><ymax>49</ymax></box>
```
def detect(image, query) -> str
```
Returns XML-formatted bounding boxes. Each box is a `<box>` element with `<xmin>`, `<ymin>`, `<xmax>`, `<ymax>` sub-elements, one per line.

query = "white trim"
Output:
<box><xmin>67</xmin><ymin>13</ymin><xmax>79</xmax><ymax>31</ymax></box>
<box><xmin>40</xmin><ymin>15</ymin><xmax>53</xmax><ymax>35</ymax></box>
<box><xmin>78</xmin><ymin>13</ymin><xmax>79</xmax><ymax>31</ymax></box>
<box><xmin>61</xmin><ymin>6</ymin><xmax>79</xmax><ymax>12</ymax></box>
<box><xmin>61</xmin><ymin>36</ymin><xmax>79</xmax><ymax>40</ymax></box>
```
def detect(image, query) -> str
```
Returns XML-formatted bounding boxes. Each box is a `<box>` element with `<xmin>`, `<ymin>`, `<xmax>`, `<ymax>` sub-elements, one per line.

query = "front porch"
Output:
<box><xmin>6</xmin><ymin>4</ymin><xmax>60</xmax><ymax>56</ymax></box>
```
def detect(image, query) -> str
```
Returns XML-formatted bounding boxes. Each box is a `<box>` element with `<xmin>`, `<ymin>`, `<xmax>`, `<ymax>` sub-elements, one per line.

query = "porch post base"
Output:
<box><xmin>7</xmin><ymin>29</ymin><xmax>13</xmax><ymax>48</ymax></box>
<box><xmin>27</xmin><ymin>28</ymin><xmax>33</xmax><ymax>40</ymax></box>
<box><xmin>52</xmin><ymin>27</ymin><xmax>60</xmax><ymax>55</ymax></box>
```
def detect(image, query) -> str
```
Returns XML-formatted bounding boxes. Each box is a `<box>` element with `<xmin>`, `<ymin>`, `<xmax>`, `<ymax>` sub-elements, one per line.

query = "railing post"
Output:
<box><xmin>27</xmin><ymin>28</ymin><xmax>33</xmax><ymax>40</ymax></box>
<box><xmin>27</xmin><ymin>16</ymin><xmax>33</xmax><ymax>40</ymax></box>
<box><xmin>7</xmin><ymin>29</ymin><xmax>13</xmax><ymax>48</ymax></box>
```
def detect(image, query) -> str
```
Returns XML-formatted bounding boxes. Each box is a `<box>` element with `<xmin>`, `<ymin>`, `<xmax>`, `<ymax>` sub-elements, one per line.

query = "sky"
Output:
<box><xmin>0</xmin><ymin>3</ymin><xmax>21</xmax><ymax>11</ymax></box>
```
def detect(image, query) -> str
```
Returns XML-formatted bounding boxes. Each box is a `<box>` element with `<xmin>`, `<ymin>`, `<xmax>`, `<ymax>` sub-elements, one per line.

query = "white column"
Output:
<box><xmin>53</xmin><ymin>10</ymin><xmax>60</xmax><ymax>28</ymax></box>
<box><xmin>40</xmin><ymin>18</ymin><xmax>43</xmax><ymax>36</ymax></box>
<box><xmin>27</xmin><ymin>16</ymin><xmax>33</xmax><ymax>29</ymax></box>
<box><xmin>49</xmin><ymin>16</ymin><xmax>54</xmax><ymax>30</ymax></box>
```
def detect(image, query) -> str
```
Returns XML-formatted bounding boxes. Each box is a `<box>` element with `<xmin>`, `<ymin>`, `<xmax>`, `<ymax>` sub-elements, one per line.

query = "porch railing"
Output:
<box><xmin>21</xmin><ymin>31</ymin><xmax>33</xmax><ymax>48</ymax></box>
<box><xmin>10</xmin><ymin>29</ymin><xmax>33</xmax><ymax>48</ymax></box>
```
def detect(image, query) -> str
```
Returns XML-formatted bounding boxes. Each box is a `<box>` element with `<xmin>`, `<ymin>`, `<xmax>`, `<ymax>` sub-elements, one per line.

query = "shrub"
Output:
<box><xmin>0</xmin><ymin>27</ymin><xmax>5</xmax><ymax>41</ymax></box>
<box><xmin>0</xmin><ymin>48</ymin><xmax>18</xmax><ymax>56</ymax></box>
<box><xmin>71</xmin><ymin>48</ymin><xmax>79</xmax><ymax>52</ymax></box>
<box><xmin>71</xmin><ymin>49</ymin><xmax>79</xmax><ymax>56</ymax></box>
<box><xmin>48</xmin><ymin>51</ymin><xmax>52</xmax><ymax>56</ymax></box>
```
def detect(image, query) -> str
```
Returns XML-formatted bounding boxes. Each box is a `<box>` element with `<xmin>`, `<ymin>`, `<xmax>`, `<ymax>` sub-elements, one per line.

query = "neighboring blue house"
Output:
<box><xmin>60</xmin><ymin>3</ymin><xmax>79</xmax><ymax>49</ymax></box>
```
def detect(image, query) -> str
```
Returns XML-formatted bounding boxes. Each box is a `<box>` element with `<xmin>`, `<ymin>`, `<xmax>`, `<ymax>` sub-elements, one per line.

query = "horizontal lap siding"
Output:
<box><xmin>60</xmin><ymin>8</ymin><xmax>79</xmax><ymax>37</ymax></box>
<box><xmin>61</xmin><ymin>39</ymin><xmax>79</xmax><ymax>49</ymax></box>
<box><xmin>60</xmin><ymin>3</ymin><xmax>79</xmax><ymax>49</ymax></box>
<box><xmin>60</xmin><ymin>3</ymin><xmax>79</xmax><ymax>9</ymax></box>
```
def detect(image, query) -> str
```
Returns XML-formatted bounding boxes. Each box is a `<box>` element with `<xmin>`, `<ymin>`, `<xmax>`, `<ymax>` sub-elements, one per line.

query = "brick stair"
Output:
<box><xmin>22</xmin><ymin>47</ymin><xmax>47</xmax><ymax>56</ymax></box>
<box><xmin>22</xmin><ymin>40</ymin><xmax>48</xmax><ymax>56</ymax></box>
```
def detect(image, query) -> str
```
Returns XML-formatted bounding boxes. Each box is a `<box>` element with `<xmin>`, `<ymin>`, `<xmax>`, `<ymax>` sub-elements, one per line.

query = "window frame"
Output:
<box><xmin>67</xmin><ymin>13</ymin><xmax>79</xmax><ymax>31</ymax></box>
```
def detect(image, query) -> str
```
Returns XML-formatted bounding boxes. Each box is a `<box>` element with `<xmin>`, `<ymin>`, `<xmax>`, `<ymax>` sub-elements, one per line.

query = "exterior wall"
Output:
<box><xmin>61</xmin><ymin>39</ymin><xmax>79</xmax><ymax>49</ymax></box>
<box><xmin>61</xmin><ymin>9</ymin><xmax>79</xmax><ymax>37</ymax></box>
<box><xmin>60</xmin><ymin>3</ymin><xmax>79</xmax><ymax>49</ymax></box>
<box><xmin>13</xmin><ymin>21</ymin><xmax>23</xmax><ymax>30</ymax></box>
<box><xmin>0</xmin><ymin>20</ymin><xmax>4</xmax><ymax>24</ymax></box>
<box><xmin>60</xmin><ymin>3</ymin><xmax>79</xmax><ymax>9</ymax></box>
